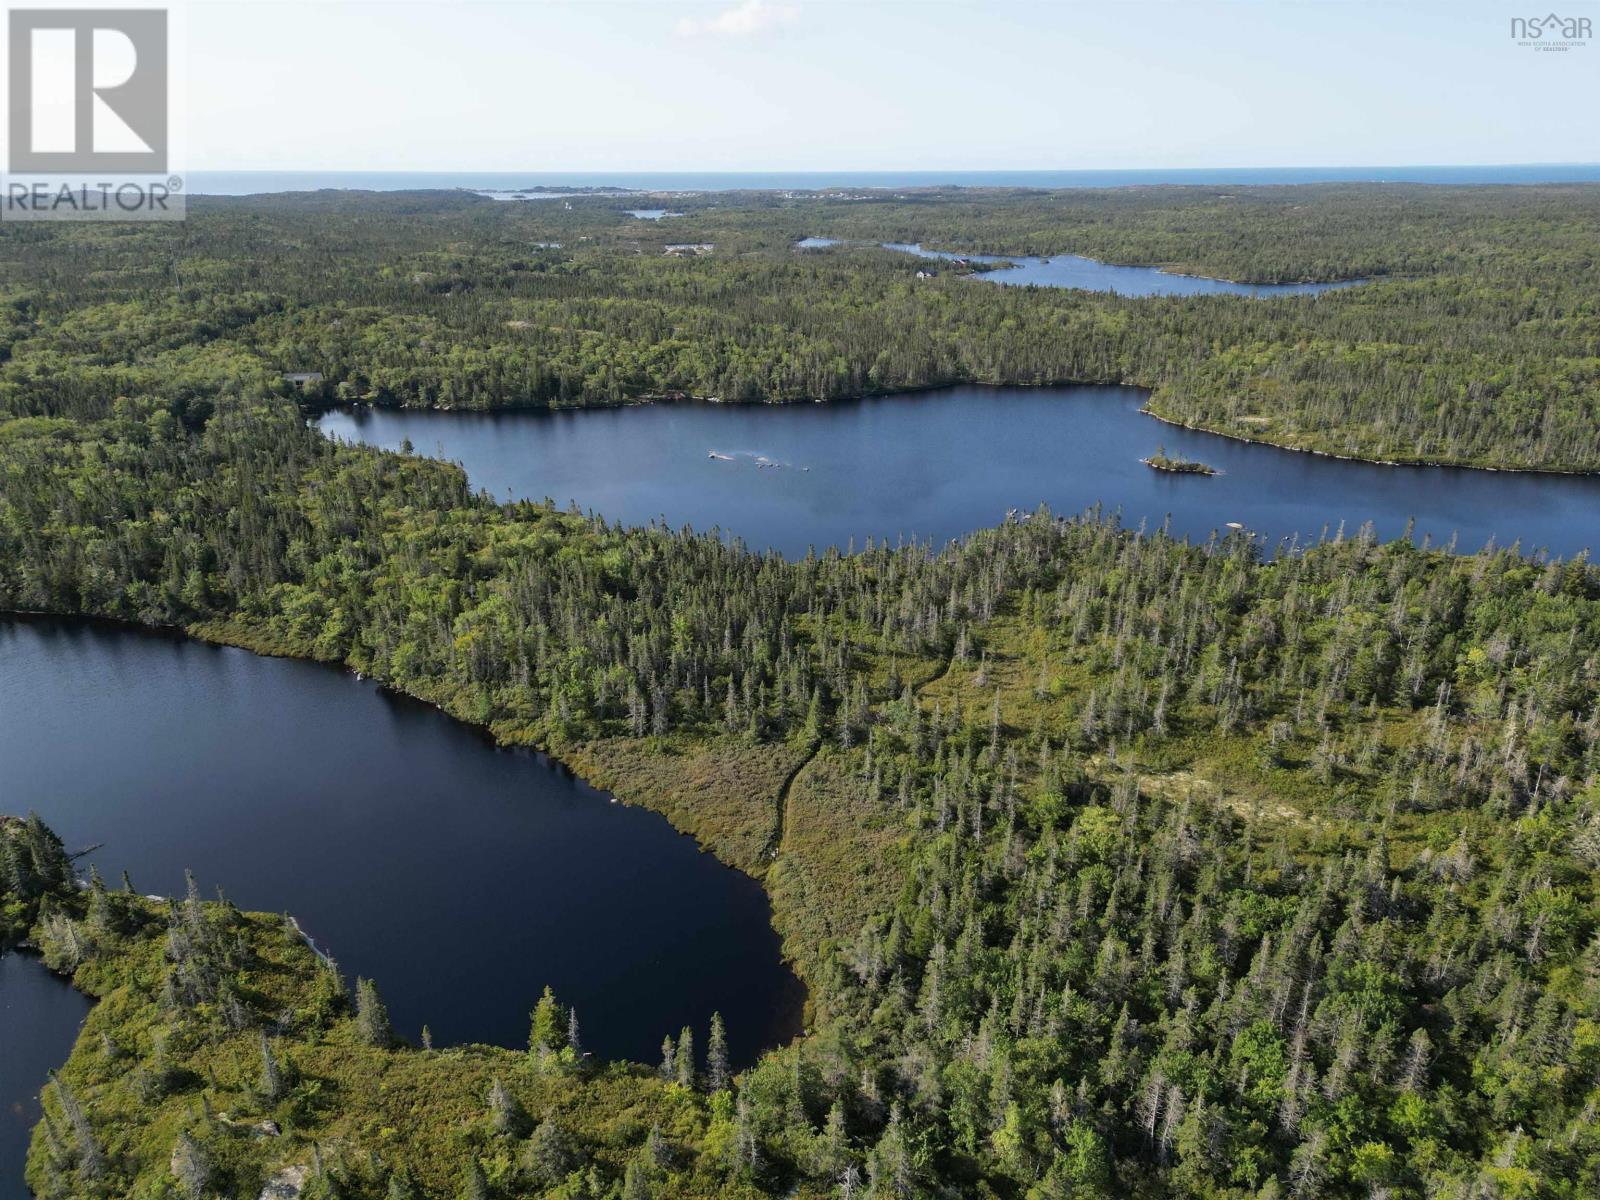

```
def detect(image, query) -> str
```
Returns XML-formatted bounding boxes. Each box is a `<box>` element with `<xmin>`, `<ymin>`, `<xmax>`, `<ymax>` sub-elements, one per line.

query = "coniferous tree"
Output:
<box><xmin>705</xmin><ymin>1012</ymin><xmax>730</xmax><ymax>1093</ymax></box>
<box><xmin>676</xmin><ymin>1025</ymin><xmax>695</xmax><ymax>1089</ymax></box>
<box><xmin>521</xmin><ymin>1119</ymin><xmax>581</xmax><ymax>1187</ymax></box>
<box><xmin>458</xmin><ymin>1158</ymin><xmax>490</xmax><ymax>1200</ymax></box>
<box><xmin>169</xmin><ymin>1130</ymin><xmax>212</xmax><ymax>1200</ymax></box>
<box><xmin>529</xmin><ymin>985</ymin><xmax>566</xmax><ymax>1058</ymax></box>
<box><xmin>355</xmin><ymin>977</ymin><xmax>392</xmax><ymax>1047</ymax></box>
<box><xmin>50</xmin><ymin>1073</ymin><xmax>104</xmax><ymax>1180</ymax></box>
<box><xmin>487</xmin><ymin>1076</ymin><xmax>527</xmax><ymax>1138</ymax></box>
<box><xmin>621</xmin><ymin>1159</ymin><xmax>652</xmax><ymax>1200</ymax></box>
<box><xmin>258</xmin><ymin>1031</ymin><xmax>284</xmax><ymax>1101</ymax></box>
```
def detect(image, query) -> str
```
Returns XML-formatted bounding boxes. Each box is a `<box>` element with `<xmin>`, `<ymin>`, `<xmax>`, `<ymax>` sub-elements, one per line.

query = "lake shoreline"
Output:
<box><xmin>908</xmin><ymin>243</ymin><xmax>1365</xmax><ymax>288</ymax></box>
<box><xmin>0</xmin><ymin>608</ymin><xmax>814</xmax><ymax>1045</ymax></box>
<box><xmin>0</xmin><ymin>949</ymin><xmax>91</xmax><ymax>1200</ymax></box>
<box><xmin>1138</xmin><ymin>403</ymin><xmax>1600</xmax><ymax>479</ymax></box>
<box><xmin>879</xmin><ymin>239</ymin><xmax>1367</xmax><ymax>289</ymax></box>
<box><xmin>317</xmin><ymin>378</ymin><xmax>1600</xmax><ymax>480</ymax></box>
<box><xmin>0</xmin><ymin>607</ymin><xmax>797</xmax><ymax>877</ymax></box>
<box><xmin>320</xmin><ymin>380</ymin><xmax>1600</xmax><ymax>558</ymax></box>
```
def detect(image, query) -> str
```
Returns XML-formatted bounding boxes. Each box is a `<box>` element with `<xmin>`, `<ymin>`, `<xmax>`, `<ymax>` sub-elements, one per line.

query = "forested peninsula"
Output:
<box><xmin>4</xmin><ymin>186</ymin><xmax>1600</xmax><ymax>1199</ymax></box>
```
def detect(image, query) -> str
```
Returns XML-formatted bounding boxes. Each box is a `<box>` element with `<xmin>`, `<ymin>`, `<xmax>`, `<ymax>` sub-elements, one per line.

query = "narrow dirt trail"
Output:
<box><xmin>766</xmin><ymin>644</ymin><xmax>961</xmax><ymax>866</ymax></box>
<box><xmin>765</xmin><ymin>740</ymin><xmax>819</xmax><ymax>863</ymax></box>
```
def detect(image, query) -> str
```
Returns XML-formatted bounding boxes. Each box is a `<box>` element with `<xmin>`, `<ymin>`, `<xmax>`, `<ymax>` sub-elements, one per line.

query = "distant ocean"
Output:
<box><xmin>187</xmin><ymin>165</ymin><xmax>1600</xmax><ymax>196</ymax></box>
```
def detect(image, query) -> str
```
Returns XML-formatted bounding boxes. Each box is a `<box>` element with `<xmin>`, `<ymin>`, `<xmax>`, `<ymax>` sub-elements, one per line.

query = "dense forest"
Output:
<box><xmin>6</xmin><ymin>391</ymin><xmax>1600</xmax><ymax>1197</ymax></box>
<box><xmin>0</xmin><ymin>183</ymin><xmax>1597</xmax><ymax>469</ymax></box>
<box><xmin>3</xmin><ymin>186</ymin><xmax>1600</xmax><ymax>1198</ymax></box>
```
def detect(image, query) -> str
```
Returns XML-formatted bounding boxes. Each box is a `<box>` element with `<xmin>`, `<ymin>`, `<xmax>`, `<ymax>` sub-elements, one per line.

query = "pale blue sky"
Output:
<box><xmin>186</xmin><ymin>0</ymin><xmax>1600</xmax><ymax>170</ymax></box>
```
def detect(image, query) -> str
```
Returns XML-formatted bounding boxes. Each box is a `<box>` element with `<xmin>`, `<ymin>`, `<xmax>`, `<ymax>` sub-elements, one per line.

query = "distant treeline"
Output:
<box><xmin>0</xmin><ymin>183</ymin><xmax>1597</xmax><ymax>469</ymax></box>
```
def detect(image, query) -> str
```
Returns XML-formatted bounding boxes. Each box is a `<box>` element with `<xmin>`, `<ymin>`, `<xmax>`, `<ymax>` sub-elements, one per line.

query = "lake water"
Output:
<box><xmin>321</xmin><ymin>385</ymin><xmax>1600</xmax><ymax>560</ymax></box>
<box><xmin>796</xmin><ymin>238</ymin><xmax>1359</xmax><ymax>296</ymax></box>
<box><xmin>878</xmin><ymin>243</ymin><xmax>1361</xmax><ymax>297</ymax></box>
<box><xmin>0</xmin><ymin>956</ymin><xmax>90</xmax><ymax>1200</ymax></box>
<box><xmin>0</xmin><ymin>621</ymin><xmax>803</xmax><ymax>1112</ymax></box>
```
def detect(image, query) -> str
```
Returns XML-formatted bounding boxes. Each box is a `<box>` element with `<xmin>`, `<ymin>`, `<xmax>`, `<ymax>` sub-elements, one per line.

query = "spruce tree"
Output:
<box><xmin>258</xmin><ymin>1030</ymin><xmax>284</xmax><ymax>1101</ymax></box>
<box><xmin>51</xmin><ymin>1073</ymin><xmax>104</xmax><ymax>1179</ymax></box>
<box><xmin>521</xmin><ymin>1119</ymin><xmax>580</xmax><ymax>1186</ymax></box>
<box><xmin>676</xmin><ymin>1025</ymin><xmax>695</xmax><ymax>1088</ymax></box>
<box><xmin>646</xmin><ymin>1123</ymin><xmax>669</xmax><ymax>1166</ymax></box>
<box><xmin>705</xmin><ymin>1011</ymin><xmax>730</xmax><ymax>1093</ymax></box>
<box><xmin>170</xmin><ymin>1130</ymin><xmax>212</xmax><ymax>1200</ymax></box>
<box><xmin>528</xmin><ymin>985</ymin><xmax>566</xmax><ymax>1058</ymax></box>
<box><xmin>487</xmin><ymin>1076</ymin><xmax>527</xmax><ymax>1137</ymax></box>
<box><xmin>621</xmin><ymin>1160</ymin><xmax>651</xmax><ymax>1200</ymax></box>
<box><xmin>354</xmin><ymin>977</ymin><xmax>392</xmax><ymax>1047</ymax></box>
<box><xmin>458</xmin><ymin>1159</ymin><xmax>490</xmax><ymax>1200</ymax></box>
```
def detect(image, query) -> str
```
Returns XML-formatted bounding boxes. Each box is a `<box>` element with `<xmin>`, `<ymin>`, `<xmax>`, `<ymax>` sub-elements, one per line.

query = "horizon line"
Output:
<box><xmin>188</xmin><ymin>161</ymin><xmax>1600</xmax><ymax>174</ymax></box>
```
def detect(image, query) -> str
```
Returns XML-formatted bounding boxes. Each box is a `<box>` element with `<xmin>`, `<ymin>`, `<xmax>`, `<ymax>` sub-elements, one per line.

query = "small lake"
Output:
<box><xmin>322</xmin><ymin>385</ymin><xmax>1600</xmax><ymax>560</ymax></box>
<box><xmin>0</xmin><ymin>955</ymin><xmax>90</xmax><ymax>1200</ymax></box>
<box><xmin>880</xmin><ymin>242</ymin><xmax>1361</xmax><ymax>297</ymax></box>
<box><xmin>0</xmin><ymin>621</ymin><xmax>803</xmax><ymax>1098</ymax></box>
<box><xmin>797</xmin><ymin>238</ymin><xmax>1359</xmax><ymax>297</ymax></box>
<box><xmin>479</xmin><ymin>192</ymin><xmax>565</xmax><ymax>202</ymax></box>
<box><xmin>626</xmin><ymin>209</ymin><xmax>682</xmax><ymax>220</ymax></box>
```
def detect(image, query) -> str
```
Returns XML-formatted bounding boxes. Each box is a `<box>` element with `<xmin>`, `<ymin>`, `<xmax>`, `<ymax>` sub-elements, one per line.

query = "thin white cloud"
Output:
<box><xmin>675</xmin><ymin>0</ymin><xmax>799</xmax><ymax>38</ymax></box>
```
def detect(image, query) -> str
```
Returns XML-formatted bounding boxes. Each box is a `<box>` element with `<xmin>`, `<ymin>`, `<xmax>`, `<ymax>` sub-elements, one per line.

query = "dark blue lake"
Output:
<box><xmin>795</xmin><ymin>239</ymin><xmax>1358</xmax><ymax>296</ymax></box>
<box><xmin>322</xmin><ymin>384</ymin><xmax>1600</xmax><ymax>560</ymax></box>
<box><xmin>0</xmin><ymin>955</ymin><xmax>90</xmax><ymax>1200</ymax></box>
<box><xmin>0</xmin><ymin>618</ymin><xmax>805</xmax><ymax>1195</ymax></box>
<box><xmin>878</xmin><ymin>242</ymin><xmax>1362</xmax><ymax>297</ymax></box>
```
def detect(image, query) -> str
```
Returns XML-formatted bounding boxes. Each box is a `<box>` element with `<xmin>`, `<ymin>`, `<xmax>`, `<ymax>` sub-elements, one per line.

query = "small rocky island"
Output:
<box><xmin>1143</xmin><ymin>447</ymin><xmax>1218</xmax><ymax>475</ymax></box>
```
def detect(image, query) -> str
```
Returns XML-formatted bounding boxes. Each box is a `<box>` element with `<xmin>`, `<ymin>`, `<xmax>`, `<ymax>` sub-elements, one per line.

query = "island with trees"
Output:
<box><xmin>1142</xmin><ymin>447</ymin><xmax>1218</xmax><ymax>475</ymax></box>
